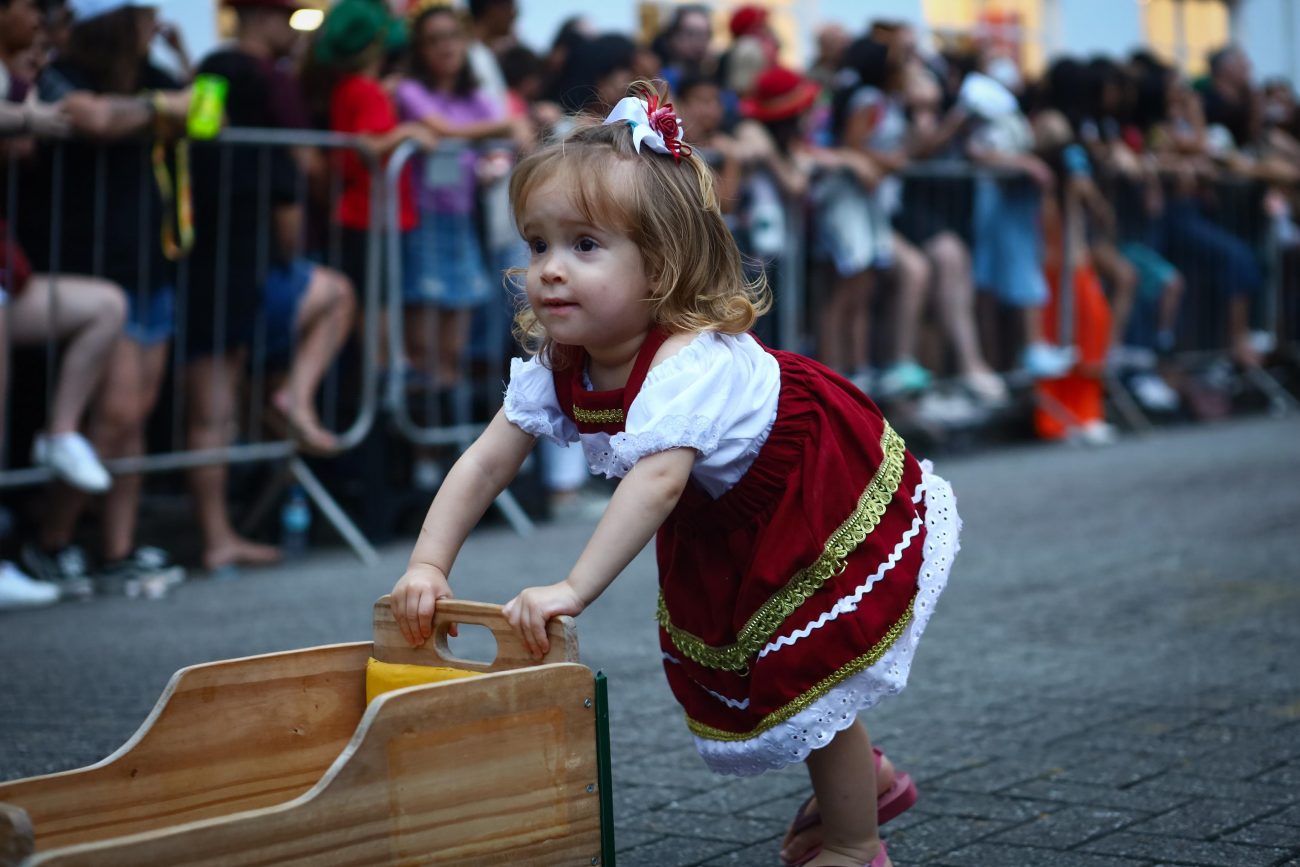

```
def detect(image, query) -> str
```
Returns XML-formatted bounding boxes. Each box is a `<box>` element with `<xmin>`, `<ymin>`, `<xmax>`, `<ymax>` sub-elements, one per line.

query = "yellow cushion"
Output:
<box><xmin>365</xmin><ymin>657</ymin><xmax>482</xmax><ymax>705</ymax></box>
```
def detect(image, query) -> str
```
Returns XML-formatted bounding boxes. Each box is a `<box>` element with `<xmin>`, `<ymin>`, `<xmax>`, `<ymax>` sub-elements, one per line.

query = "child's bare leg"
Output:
<box><xmin>802</xmin><ymin>721</ymin><xmax>887</xmax><ymax>866</ymax></box>
<box><xmin>780</xmin><ymin>721</ymin><xmax>891</xmax><ymax>866</ymax></box>
<box><xmin>780</xmin><ymin>741</ymin><xmax>896</xmax><ymax>865</ymax></box>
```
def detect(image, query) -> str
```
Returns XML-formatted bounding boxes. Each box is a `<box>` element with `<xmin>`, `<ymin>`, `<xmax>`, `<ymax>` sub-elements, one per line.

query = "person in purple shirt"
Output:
<box><xmin>395</xmin><ymin>2</ymin><xmax>529</xmax><ymax>393</ymax></box>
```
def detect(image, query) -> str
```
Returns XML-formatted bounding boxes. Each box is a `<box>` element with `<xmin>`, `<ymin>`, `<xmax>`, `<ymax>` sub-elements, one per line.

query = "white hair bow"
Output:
<box><xmin>603</xmin><ymin>92</ymin><xmax>691</xmax><ymax>162</ymax></box>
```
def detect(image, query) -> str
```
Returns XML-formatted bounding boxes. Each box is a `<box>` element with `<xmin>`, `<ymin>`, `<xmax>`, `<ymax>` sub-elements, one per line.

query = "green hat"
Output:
<box><xmin>313</xmin><ymin>0</ymin><xmax>407</xmax><ymax>67</ymax></box>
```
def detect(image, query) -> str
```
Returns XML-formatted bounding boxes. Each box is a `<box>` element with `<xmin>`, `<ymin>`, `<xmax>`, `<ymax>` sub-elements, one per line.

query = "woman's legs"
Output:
<box><xmin>270</xmin><ymin>265</ymin><xmax>355</xmax><ymax>452</ymax></box>
<box><xmin>818</xmin><ymin>270</ymin><xmax>873</xmax><ymax>374</ymax></box>
<box><xmin>91</xmin><ymin>337</ymin><xmax>169</xmax><ymax>562</ymax></box>
<box><xmin>924</xmin><ymin>232</ymin><xmax>994</xmax><ymax>377</ymax></box>
<box><xmin>1089</xmin><ymin>243</ymin><xmax>1138</xmax><ymax>349</ymax></box>
<box><xmin>885</xmin><ymin>234</ymin><xmax>929</xmax><ymax>366</ymax></box>
<box><xmin>8</xmin><ymin>275</ymin><xmax>126</xmax><ymax>435</ymax></box>
<box><xmin>435</xmin><ymin>308</ymin><xmax>472</xmax><ymax>388</ymax></box>
<box><xmin>185</xmin><ymin>351</ymin><xmax>281</xmax><ymax>572</ymax></box>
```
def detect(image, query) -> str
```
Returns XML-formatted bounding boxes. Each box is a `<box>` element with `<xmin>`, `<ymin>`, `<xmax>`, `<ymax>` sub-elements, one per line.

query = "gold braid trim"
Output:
<box><xmin>657</xmin><ymin>423</ymin><xmax>906</xmax><ymax>672</ymax></box>
<box><xmin>685</xmin><ymin>594</ymin><xmax>916</xmax><ymax>742</ymax></box>
<box><xmin>572</xmin><ymin>405</ymin><xmax>625</xmax><ymax>424</ymax></box>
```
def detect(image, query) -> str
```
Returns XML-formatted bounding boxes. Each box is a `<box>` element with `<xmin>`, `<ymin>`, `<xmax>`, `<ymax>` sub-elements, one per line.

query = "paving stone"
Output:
<box><xmin>1254</xmin><ymin>761</ymin><xmax>1300</xmax><ymax>789</ymax></box>
<box><xmin>935</xmin><ymin>843</ymin><xmax>1152</xmax><ymax>867</ymax></box>
<box><xmin>1130</xmin><ymin>772</ymin><xmax>1299</xmax><ymax>806</ymax></box>
<box><xmin>928</xmin><ymin>759</ymin><xmax>1062</xmax><ymax>794</ymax></box>
<box><xmin>614</xmin><ymin>783</ymin><xmax>685</xmax><ymax>817</ymax></box>
<box><xmin>1220</xmin><ymin>822</ymin><xmax>1300</xmax><ymax>848</ymax></box>
<box><xmin>1082</xmin><ymin>831</ymin><xmax>1289</xmax><ymax>866</ymax></box>
<box><xmin>1268</xmin><ymin>805</ymin><xmax>1300</xmax><ymax>826</ymax></box>
<box><xmin>990</xmin><ymin>805</ymin><xmax>1148</xmax><ymax>849</ymax></box>
<box><xmin>613</xmin><ymin>829</ymin><xmax>661</xmax><ymax>852</ymax></box>
<box><xmin>1049</xmin><ymin>750</ymin><xmax>1179</xmax><ymax>788</ymax></box>
<box><xmin>1004</xmin><ymin>779</ymin><xmax>1191</xmax><ymax>814</ymax></box>
<box><xmin>669</xmin><ymin>775</ymin><xmax>808</xmax><ymax>818</ymax></box>
<box><xmin>910</xmin><ymin>789</ymin><xmax>1063</xmax><ymax>823</ymax></box>
<box><xmin>615</xmin><ymin>834</ymin><xmax>742</xmax><ymax>867</ymax></box>
<box><xmin>618</xmin><ymin>808</ymin><xmax>782</xmax><ymax>843</ymax></box>
<box><xmin>698</xmin><ymin>841</ymin><xmax>786</xmax><ymax>866</ymax></box>
<box><xmin>1123</xmin><ymin>798</ymin><xmax>1281</xmax><ymax>840</ymax></box>
<box><xmin>882</xmin><ymin>816</ymin><xmax>1007</xmax><ymax>862</ymax></box>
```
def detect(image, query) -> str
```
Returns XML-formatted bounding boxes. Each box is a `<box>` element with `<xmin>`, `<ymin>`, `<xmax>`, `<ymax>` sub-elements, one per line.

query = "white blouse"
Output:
<box><xmin>503</xmin><ymin>332</ymin><xmax>781</xmax><ymax>498</ymax></box>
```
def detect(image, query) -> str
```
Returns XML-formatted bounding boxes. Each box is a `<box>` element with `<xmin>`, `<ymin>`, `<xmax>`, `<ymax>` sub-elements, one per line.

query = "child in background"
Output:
<box><xmin>1034</xmin><ymin>111</ymin><xmax>1118</xmax><ymax>445</ymax></box>
<box><xmin>960</xmin><ymin>59</ymin><xmax>1077</xmax><ymax>378</ymax></box>
<box><xmin>396</xmin><ymin>2</ymin><xmax>528</xmax><ymax>390</ymax></box>
<box><xmin>390</xmin><ymin>83</ymin><xmax>959</xmax><ymax>867</ymax></box>
<box><xmin>313</xmin><ymin>0</ymin><xmax>433</xmax><ymax>350</ymax></box>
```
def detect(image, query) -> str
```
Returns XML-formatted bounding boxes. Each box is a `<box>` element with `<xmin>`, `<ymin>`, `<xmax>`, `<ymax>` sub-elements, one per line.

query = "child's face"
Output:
<box><xmin>519</xmin><ymin>174</ymin><xmax>653</xmax><ymax>359</ymax></box>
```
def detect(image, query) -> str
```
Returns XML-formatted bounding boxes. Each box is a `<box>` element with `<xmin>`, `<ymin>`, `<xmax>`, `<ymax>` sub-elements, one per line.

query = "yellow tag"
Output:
<box><xmin>365</xmin><ymin>657</ymin><xmax>481</xmax><ymax>705</ymax></box>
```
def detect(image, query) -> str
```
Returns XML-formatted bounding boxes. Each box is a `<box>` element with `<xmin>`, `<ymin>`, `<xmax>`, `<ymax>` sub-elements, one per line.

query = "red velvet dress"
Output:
<box><xmin>551</xmin><ymin>331</ymin><xmax>959</xmax><ymax>776</ymax></box>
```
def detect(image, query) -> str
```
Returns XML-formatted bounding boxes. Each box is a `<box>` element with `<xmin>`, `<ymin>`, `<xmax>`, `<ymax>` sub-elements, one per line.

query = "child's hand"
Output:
<box><xmin>390</xmin><ymin>564</ymin><xmax>454</xmax><ymax>648</ymax></box>
<box><xmin>502</xmin><ymin>581</ymin><xmax>585</xmax><ymax>660</ymax></box>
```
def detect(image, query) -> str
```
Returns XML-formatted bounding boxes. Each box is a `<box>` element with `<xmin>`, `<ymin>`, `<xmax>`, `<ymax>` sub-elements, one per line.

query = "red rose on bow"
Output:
<box><xmin>648</xmin><ymin>103</ymin><xmax>679</xmax><ymax>140</ymax></box>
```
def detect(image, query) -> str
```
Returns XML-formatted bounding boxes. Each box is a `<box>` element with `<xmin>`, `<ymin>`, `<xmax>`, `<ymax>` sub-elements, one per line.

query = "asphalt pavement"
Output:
<box><xmin>2</xmin><ymin>415</ymin><xmax>1299</xmax><ymax>866</ymax></box>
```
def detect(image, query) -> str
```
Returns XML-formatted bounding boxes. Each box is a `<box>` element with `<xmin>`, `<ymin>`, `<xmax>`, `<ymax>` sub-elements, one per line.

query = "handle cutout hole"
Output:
<box><xmin>444</xmin><ymin>623</ymin><xmax>498</xmax><ymax>666</ymax></box>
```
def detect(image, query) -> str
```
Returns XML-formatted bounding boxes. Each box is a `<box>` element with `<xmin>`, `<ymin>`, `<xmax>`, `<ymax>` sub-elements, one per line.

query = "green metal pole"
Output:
<box><xmin>595</xmin><ymin>671</ymin><xmax>616</xmax><ymax>866</ymax></box>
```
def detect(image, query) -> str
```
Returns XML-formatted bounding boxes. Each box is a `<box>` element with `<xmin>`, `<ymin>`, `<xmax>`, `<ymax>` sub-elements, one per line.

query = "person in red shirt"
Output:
<box><xmin>312</xmin><ymin>0</ymin><xmax>433</xmax><ymax>352</ymax></box>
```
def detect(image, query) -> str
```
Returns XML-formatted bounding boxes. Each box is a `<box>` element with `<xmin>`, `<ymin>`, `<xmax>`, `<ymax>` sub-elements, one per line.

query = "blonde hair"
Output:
<box><xmin>509</xmin><ymin>84</ymin><xmax>770</xmax><ymax>363</ymax></box>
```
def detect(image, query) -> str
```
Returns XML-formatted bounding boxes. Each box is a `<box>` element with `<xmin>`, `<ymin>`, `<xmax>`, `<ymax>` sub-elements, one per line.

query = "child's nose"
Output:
<box><xmin>540</xmin><ymin>256</ymin><xmax>565</xmax><ymax>283</ymax></box>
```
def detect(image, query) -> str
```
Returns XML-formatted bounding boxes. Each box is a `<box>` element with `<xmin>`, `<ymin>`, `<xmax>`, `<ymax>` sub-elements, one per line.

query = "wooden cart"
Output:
<box><xmin>0</xmin><ymin>598</ymin><xmax>616</xmax><ymax>866</ymax></box>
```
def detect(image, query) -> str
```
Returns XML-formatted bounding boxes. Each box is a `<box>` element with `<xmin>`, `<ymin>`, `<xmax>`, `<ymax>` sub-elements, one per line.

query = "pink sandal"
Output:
<box><xmin>780</xmin><ymin>749</ymin><xmax>914</xmax><ymax>867</ymax></box>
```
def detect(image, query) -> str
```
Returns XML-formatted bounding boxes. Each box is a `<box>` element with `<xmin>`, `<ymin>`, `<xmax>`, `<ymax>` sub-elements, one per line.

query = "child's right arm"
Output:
<box><xmin>390</xmin><ymin>408</ymin><xmax>536</xmax><ymax>646</ymax></box>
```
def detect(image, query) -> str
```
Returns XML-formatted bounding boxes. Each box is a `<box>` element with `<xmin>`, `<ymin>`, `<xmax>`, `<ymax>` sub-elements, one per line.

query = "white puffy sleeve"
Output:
<box><xmin>502</xmin><ymin>356</ymin><xmax>579</xmax><ymax>445</ymax></box>
<box><xmin>601</xmin><ymin>332</ymin><xmax>779</xmax><ymax>482</ymax></box>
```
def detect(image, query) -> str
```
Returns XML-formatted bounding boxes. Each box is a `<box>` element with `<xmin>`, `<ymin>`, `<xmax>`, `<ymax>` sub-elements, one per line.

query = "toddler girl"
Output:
<box><xmin>390</xmin><ymin>83</ymin><xmax>960</xmax><ymax>867</ymax></box>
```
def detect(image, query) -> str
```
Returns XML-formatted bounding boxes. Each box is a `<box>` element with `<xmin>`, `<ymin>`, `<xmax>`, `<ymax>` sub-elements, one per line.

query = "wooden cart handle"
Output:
<box><xmin>371</xmin><ymin>596</ymin><xmax>579</xmax><ymax>671</ymax></box>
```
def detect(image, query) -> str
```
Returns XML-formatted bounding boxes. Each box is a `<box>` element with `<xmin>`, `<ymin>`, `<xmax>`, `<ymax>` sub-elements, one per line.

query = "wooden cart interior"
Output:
<box><xmin>0</xmin><ymin>598</ymin><xmax>615</xmax><ymax>866</ymax></box>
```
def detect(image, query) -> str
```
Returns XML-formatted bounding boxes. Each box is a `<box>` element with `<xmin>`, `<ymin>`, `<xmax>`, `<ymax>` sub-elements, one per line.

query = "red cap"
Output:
<box><xmin>729</xmin><ymin>5</ymin><xmax>768</xmax><ymax>38</ymax></box>
<box><xmin>739</xmin><ymin>65</ymin><xmax>820</xmax><ymax>122</ymax></box>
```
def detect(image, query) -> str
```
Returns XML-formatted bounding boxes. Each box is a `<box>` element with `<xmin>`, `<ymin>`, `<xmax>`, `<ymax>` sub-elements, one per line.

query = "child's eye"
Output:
<box><xmin>575</xmin><ymin>237</ymin><xmax>599</xmax><ymax>253</ymax></box>
<box><xmin>529</xmin><ymin>238</ymin><xmax>547</xmax><ymax>255</ymax></box>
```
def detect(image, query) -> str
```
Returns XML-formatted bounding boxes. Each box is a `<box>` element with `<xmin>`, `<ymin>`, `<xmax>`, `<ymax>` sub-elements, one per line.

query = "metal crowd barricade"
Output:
<box><xmin>383</xmin><ymin>138</ymin><xmax>532</xmax><ymax>535</ymax></box>
<box><xmin>0</xmin><ymin>126</ymin><xmax>389</xmax><ymax>563</ymax></box>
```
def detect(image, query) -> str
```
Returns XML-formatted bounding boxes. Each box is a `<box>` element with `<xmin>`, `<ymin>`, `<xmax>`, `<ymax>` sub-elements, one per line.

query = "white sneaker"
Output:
<box><xmin>1070</xmin><ymin>421</ymin><xmax>1119</xmax><ymax>447</ymax></box>
<box><xmin>961</xmin><ymin>370</ymin><xmax>1010</xmax><ymax>407</ymax></box>
<box><xmin>0</xmin><ymin>561</ymin><xmax>60</xmax><ymax>610</ymax></box>
<box><xmin>1020</xmin><ymin>343</ymin><xmax>1078</xmax><ymax>379</ymax></box>
<box><xmin>1129</xmin><ymin>372</ymin><xmax>1180</xmax><ymax>412</ymax></box>
<box><xmin>33</xmin><ymin>432</ymin><xmax>111</xmax><ymax>493</ymax></box>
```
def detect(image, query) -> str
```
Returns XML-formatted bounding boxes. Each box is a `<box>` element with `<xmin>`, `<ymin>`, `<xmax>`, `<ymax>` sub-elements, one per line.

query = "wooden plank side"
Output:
<box><xmin>372</xmin><ymin>597</ymin><xmax>579</xmax><ymax>670</ymax></box>
<box><xmin>0</xmin><ymin>643</ymin><xmax>372</xmax><ymax>853</ymax></box>
<box><xmin>27</xmin><ymin>664</ymin><xmax>602</xmax><ymax>867</ymax></box>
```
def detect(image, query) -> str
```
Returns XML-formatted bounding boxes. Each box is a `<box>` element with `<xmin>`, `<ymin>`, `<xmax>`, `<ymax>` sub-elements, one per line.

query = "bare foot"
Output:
<box><xmin>780</xmin><ymin>755</ymin><xmax>896</xmax><ymax>865</ymax></box>
<box><xmin>1230</xmin><ymin>337</ymin><xmax>1263</xmax><ymax>370</ymax></box>
<box><xmin>204</xmin><ymin>537</ymin><xmax>282</xmax><ymax>572</ymax></box>
<box><xmin>270</xmin><ymin>391</ymin><xmax>339</xmax><ymax>455</ymax></box>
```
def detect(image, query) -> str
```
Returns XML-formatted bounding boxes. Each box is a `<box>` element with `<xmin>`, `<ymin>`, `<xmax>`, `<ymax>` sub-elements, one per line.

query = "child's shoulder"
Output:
<box><xmin>646</xmin><ymin>331</ymin><xmax>761</xmax><ymax>379</ymax></box>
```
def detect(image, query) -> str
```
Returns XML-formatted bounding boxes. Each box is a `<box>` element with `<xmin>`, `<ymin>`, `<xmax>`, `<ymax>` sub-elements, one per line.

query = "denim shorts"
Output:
<box><xmin>262</xmin><ymin>258</ymin><xmax>315</xmax><ymax>364</ymax></box>
<box><xmin>125</xmin><ymin>286</ymin><xmax>176</xmax><ymax>346</ymax></box>
<box><xmin>407</xmin><ymin>210</ymin><xmax>491</xmax><ymax>309</ymax></box>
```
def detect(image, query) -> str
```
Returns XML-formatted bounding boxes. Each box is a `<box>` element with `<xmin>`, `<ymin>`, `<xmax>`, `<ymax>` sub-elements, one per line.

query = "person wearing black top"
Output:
<box><xmin>18</xmin><ymin>1</ymin><xmax>192</xmax><ymax>597</ymax></box>
<box><xmin>184</xmin><ymin>0</ymin><xmax>355</xmax><ymax>575</ymax></box>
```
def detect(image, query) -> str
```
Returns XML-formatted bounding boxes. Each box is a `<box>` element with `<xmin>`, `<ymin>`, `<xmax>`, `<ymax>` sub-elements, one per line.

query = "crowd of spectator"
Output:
<box><xmin>2</xmin><ymin>0</ymin><xmax>1297</xmax><ymax>609</ymax></box>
